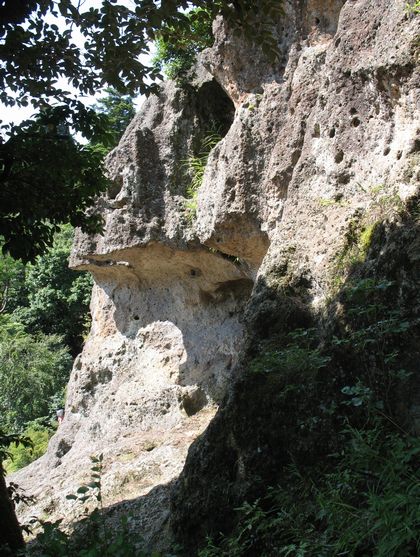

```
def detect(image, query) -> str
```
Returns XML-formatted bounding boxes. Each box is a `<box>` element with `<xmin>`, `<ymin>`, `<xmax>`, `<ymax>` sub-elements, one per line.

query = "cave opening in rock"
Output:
<box><xmin>195</xmin><ymin>79</ymin><xmax>235</xmax><ymax>139</ymax></box>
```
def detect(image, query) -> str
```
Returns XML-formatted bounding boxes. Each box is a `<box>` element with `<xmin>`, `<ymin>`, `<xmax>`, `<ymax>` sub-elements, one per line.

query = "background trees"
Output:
<box><xmin>153</xmin><ymin>7</ymin><xmax>214</xmax><ymax>82</ymax></box>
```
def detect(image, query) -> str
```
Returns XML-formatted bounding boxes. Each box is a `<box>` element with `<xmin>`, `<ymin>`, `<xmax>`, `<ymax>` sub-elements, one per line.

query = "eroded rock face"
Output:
<box><xmin>13</xmin><ymin>72</ymin><xmax>256</xmax><ymax>548</ymax></box>
<box><xmin>12</xmin><ymin>0</ymin><xmax>419</xmax><ymax>552</ymax></box>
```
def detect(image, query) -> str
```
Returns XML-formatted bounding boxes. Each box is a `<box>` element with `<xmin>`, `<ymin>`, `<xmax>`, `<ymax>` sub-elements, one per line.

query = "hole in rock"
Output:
<box><xmin>329</xmin><ymin>128</ymin><xmax>336</xmax><ymax>138</ymax></box>
<box><xmin>195</xmin><ymin>80</ymin><xmax>235</xmax><ymax>139</ymax></box>
<box><xmin>337</xmin><ymin>172</ymin><xmax>350</xmax><ymax>185</ymax></box>
<box><xmin>181</xmin><ymin>389</ymin><xmax>207</xmax><ymax>417</ymax></box>
<box><xmin>410</xmin><ymin>139</ymin><xmax>420</xmax><ymax>153</ymax></box>
<box><xmin>108</xmin><ymin>176</ymin><xmax>123</xmax><ymax>200</ymax></box>
<box><xmin>335</xmin><ymin>150</ymin><xmax>344</xmax><ymax>164</ymax></box>
<box><xmin>352</xmin><ymin>117</ymin><xmax>361</xmax><ymax>128</ymax></box>
<box><xmin>55</xmin><ymin>439</ymin><xmax>71</xmax><ymax>459</ymax></box>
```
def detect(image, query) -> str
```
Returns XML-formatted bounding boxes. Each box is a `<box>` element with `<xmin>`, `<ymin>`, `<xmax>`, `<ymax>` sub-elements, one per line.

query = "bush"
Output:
<box><xmin>4</xmin><ymin>422</ymin><xmax>54</xmax><ymax>474</ymax></box>
<box><xmin>200</xmin><ymin>425</ymin><xmax>420</xmax><ymax>557</ymax></box>
<box><xmin>183</xmin><ymin>132</ymin><xmax>222</xmax><ymax>221</ymax></box>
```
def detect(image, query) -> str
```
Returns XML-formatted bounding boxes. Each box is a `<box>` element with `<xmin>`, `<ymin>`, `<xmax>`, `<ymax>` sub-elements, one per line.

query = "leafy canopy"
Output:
<box><xmin>93</xmin><ymin>87</ymin><xmax>136</xmax><ymax>150</ymax></box>
<box><xmin>0</xmin><ymin>114</ymin><xmax>107</xmax><ymax>261</ymax></box>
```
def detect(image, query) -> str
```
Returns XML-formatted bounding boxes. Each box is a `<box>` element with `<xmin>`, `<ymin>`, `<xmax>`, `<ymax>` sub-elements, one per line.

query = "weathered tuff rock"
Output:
<box><xmin>13</xmin><ymin>0</ymin><xmax>419</xmax><ymax>553</ymax></box>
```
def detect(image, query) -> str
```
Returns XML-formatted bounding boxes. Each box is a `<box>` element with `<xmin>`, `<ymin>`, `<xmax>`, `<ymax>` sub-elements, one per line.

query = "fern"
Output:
<box><xmin>184</xmin><ymin>132</ymin><xmax>222</xmax><ymax>221</ymax></box>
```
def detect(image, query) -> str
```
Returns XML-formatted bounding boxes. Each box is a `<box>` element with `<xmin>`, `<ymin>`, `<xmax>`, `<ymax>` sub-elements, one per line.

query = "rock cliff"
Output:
<box><xmin>13</xmin><ymin>0</ymin><xmax>419</xmax><ymax>554</ymax></box>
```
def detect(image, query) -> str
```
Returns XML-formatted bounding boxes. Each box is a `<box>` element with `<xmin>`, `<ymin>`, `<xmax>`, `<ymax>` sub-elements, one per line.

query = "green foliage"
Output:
<box><xmin>316</xmin><ymin>427</ymin><xmax>420</xmax><ymax>556</ymax></box>
<box><xmin>184</xmin><ymin>132</ymin><xmax>222</xmax><ymax>221</ymax></box>
<box><xmin>0</xmin><ymin>0</ymin><xmax>283</xmax><ymax>109</ymax></box>
<box><xmin>0</xmin><ymin>314</ymin><xmax>72</xmax><ymax>431</ymax></box>
<box><xmin>0</xmin><ymin>246</ymin><xmax>27</xmax><ymax>313</ymax></box>
<box><xmin>0</xmin><ymin>224</ymin><xmax>90</xmax><ymax>458</ymax></box>
<box><xmin>1</xmin><ymin>112</ymin><xmax>107</xmax><ymax>262</ymax></box>
<box><xmin>406</xmin><ymin>1</ymin><xmax>420</xmax><ymax>14</ymax></box>
<box><xmin>0</xmin><ymin>429</ymin><xmax>32</xmax><ymax>469</ymax></box>
<box><xmin>250</xmin><ymin>328</ymin><xmax>330</xmax><ymax>377</ymax></box>
<box><xmin>153</xmin><ymin>8</ymin><xmax>214</xmax><ymax>82</ymax></box>
<box><xmin>4</xmin><ymin>422</ymin><xmax>54</xmax><ymax>474</ymax></box>
<box><xmin>11</xmin><ymin>225</ymin><xmax>93</xmax><ymax>355</ymax></box>
<box><xmin>93</xmin><ymin>87</ymin><xmax>136</xmax><ymax>149</ymax></box>
<box><xmin>333</xmin><ymin>278</ymin><xmax>415</xmax><ymax>417</ymax></box>
<box><xmin>200</xmin><ymin>426</ymin><xmax>420</xmax><ymax>557</ymax></box>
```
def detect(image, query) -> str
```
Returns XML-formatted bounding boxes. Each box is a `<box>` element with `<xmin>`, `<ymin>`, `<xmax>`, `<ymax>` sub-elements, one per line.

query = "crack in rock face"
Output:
<box><xmin>11</xmin><ymin>0</ymin><xmax>419</xmax><ymax>551</ymax></box>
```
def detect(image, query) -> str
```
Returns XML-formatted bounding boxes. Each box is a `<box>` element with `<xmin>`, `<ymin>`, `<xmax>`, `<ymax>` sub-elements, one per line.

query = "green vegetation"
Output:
<box><xmin>250</xmin><ymin>328</ymin><xmax>331</xmax><ymax>378</ymax></box>
<box><xmin>0</xmin><ymin>116</ymin><xmax>107</xmax><ymax>262</ymax></box>
<box><xmin>200</xmin><ymin>427</ymin><xmax>420</xmax><ymax>557</ymax></box>
<box><xmin>9</xmin><ymin>225</ymin><xmax>93</xmax><ymax>356</ymax></box>
<box><xmin>0</xmin><ymin>223</ymin><xmax>94</xmax><ymax>474</ymax></box>
<box><xmin>0</xmin><ymin>314</ymin><xmax>71</xmax><ymax>432</ymax></box>
<box><xmin>93</xmin><ymin>88</ymin><xmax>136</xmax><ymax>150</ymax></box>
<box><xmin>0</xmin><ymin>226</ymin><xmax>93</xmax><ymax>470</ymax></box>
<box><xmin>184</xmin><ymin>132</ymin><xmax>222</xmax><ymax>221</ymax></box>
<box><xmin>406</xmin><ymin>1</ymin><xmax>420</xmax><ymax>14</ymax></box>
<box><xmin>4</xmin><ymin>423</ymin><xmax>54</xmax><ymax>474</ymax></box>
<box><xmin>153</xmin><ymin>8</ymin><xmax>214</xmax><ymax>82</ymax></box>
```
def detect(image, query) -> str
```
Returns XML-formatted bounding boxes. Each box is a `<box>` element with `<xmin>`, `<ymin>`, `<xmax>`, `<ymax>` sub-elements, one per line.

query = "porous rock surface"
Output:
<box><xmin>12</xmin><ymin>0</ymin><xmax>419</xmax><ymax>552</ymax></box>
